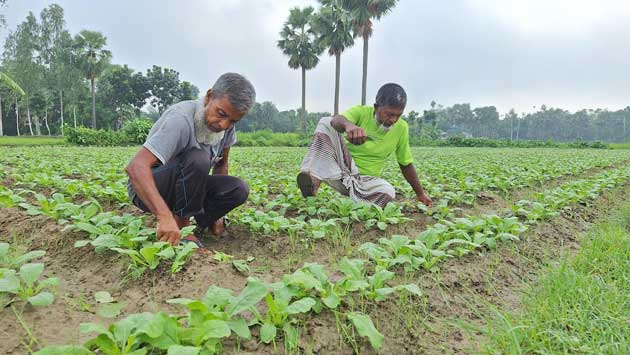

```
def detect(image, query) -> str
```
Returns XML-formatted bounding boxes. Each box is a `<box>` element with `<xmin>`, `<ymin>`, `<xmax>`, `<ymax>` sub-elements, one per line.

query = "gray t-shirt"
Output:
<box><xmin>144</xmin><ymin>98</ymin><xmax>236</xmax><ymax>166</ymax></box>
<box><xmin>127</xmin><ymin>99</ymin><xmax>237</xmax><ymax>200</ymax></box>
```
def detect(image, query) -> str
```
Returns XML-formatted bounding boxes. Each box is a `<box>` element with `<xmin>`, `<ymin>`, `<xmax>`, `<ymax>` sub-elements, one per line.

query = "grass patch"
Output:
<box><xmin>610</xmin><ymin>143</ymin><xmax>630</xmax><ymax>149</ymax></box>
<box><xmin>0</xmin><ymin>136</ymin><xmax>66</xmax><ymax>146</ymax></box>
<box><xmin>483</xmin><ymin>203</ymin><xmax>630</xmax><ymax>354</ymax></box>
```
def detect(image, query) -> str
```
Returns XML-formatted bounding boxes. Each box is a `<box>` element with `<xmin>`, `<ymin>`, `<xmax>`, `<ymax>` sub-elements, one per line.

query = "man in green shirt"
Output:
<box><xmin>298</xmin><ymin>83</ymin><xmax>432</xmax><ymax>207</ymax></box>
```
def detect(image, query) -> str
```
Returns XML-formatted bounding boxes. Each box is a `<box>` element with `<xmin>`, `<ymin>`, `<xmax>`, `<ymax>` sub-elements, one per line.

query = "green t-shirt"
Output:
<box><xmin>342</xmin><ymin>105</ymin><xmax>414</xmax><ymax>177</ymax></box>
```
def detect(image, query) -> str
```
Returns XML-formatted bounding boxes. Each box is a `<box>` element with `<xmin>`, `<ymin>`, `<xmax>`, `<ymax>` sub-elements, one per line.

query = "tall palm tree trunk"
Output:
<box><xmin>361</xmin><ymin>34</ymin><xmax>369</xmax><ymax>105</ymax></box>
<box><xmin>334</xmin><ymin>52</ymin><xmax>341</xmax><ymax>115</ymax></box>
<box><xmin>91</xmin><ymin>78</ymin><xmax>96</xmax><ymax>129</ymax></box>
<box><xmin>15</xmin><ymin>96</ymin><xmax>20</xmax><ymax>136</ymax></box>
<box><xmin>301</xmin><ymin>66</ymin><xmax>306</xmax><ymax>135</ymax></box>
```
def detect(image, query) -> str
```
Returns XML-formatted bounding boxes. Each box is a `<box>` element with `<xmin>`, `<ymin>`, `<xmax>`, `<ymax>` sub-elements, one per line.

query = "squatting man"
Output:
<box><xmin>126</xmin><ymin>73</ymin><xmax>255</xmax><ymax>253</ymax></box>
<box><xmin>297</xmin><ymin>83</ymin><xmax>433</xmax><ymax>208</ymax></box>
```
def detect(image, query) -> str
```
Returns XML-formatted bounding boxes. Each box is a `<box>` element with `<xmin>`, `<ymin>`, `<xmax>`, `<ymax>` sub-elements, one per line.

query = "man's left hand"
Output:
<box><xmin>417</xmin><ymin>193</ymin><xmax>433</xmax><ymax>207</ymax></box>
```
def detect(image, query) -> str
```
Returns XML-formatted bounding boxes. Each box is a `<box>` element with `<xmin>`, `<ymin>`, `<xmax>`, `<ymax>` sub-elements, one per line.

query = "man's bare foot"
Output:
<box><xmin>211</xmin><ymin>218</ymin><xmax>225</xmax><ymax>236</ymax></box>
<box><xmin>181</xmin><ymin>234</ymin><xmax>213</xmax><ymax>256</ymax></box>
<box><xmin>297</xmin><ymin>172</ymin><xmax>321</xmax><ymax>197</ymax></box>
<box><xmin>312</xmin><ymin>176</ymin><xmax>321</xmax><ymax>195</ymax></box>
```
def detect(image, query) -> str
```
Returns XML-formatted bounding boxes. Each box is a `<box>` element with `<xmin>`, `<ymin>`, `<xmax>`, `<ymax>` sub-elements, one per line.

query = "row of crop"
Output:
<box><xmin>3</xmin><ymin>147</ymin><xmax>629</xmax><ymax>251</ymax></box>
<box><xmin>354</xmin><ymin>165</ymin><xmax>630</xmax><ymax>276</ymax></box>
<box><xmin>0</xmin><ymin>188</ymin><xmax>198</xmax><ymax>277</ymax></box>
<box><xmin>33</xmin><ymin>258</ymin><xmax>423</xmax><ymax>354</ymax></box>
<box><xmin>3</xmin><ymin>147</ymin><xmax>630</xmax><ymax>252</ymax></box>
<box><xmin>4</xmin><ymin>150</ymin><xmax>627</xmax><ymax>242</ymax></box>
<box><xmin>4</xmin><ymin>147</ymin><xmax>629</xmax><ymax>215</ymax></box>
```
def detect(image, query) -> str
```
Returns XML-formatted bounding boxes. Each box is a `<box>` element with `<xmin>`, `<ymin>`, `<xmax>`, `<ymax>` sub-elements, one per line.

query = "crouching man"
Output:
<box><xmin>298</xmin><ymin>83</ymin><xmax>432</xmax><ymax>208</ymax></box>
<box><xmin>126</xmin><ymin>73</ymin><xmax>255</xmax><ymax>253</ymax></box>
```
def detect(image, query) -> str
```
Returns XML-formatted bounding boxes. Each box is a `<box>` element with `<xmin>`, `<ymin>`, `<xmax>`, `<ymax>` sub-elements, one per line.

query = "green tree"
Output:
<box><xmin>177</xmin><ymin>80</ymin><xmax>199</xmax><ymax>101</ymax></box>
<box><xmin>405</xmin><ymin>110</ymin><xmax>422</xmax><ymax>138</ymax></box>
<box><xmin>0</xmin><ymin>71</ymin><xmax>25</xmax><ymax>136</ymax></box>
<box><xmin>38</xmin><ymin>4</ymin><xmax>78</xmax><ymax>134</ymax></box>
<box><xmin>75</xmin><ymin>30</ymin><xmax>112</xmax><ymax>129</ymax></box>
<box><xmin>146</xmin><ymin>65</ymin><xmax>180</xmax><ymax>114</ymax></box>
<box><xmin>98</xmin><ymin>64</ymin><xmax>150</xmax><ymax>129</ymax></box>
<box><xmin>3</xmin><ymin>12</ymin><xmax>42</xmax><ymax>135</ymax></box>
<box><xmin>278</xmin><ymin>6</ymin><xmax>324</xmax><ymax>135</ymax></box>
<box><xmin>342</xmin><ymin>0</ymin><xmax>398</xmax><ymax>105</ymax></box>
<box><xmin>313</xmin><ymin>0</ymin><xmax>355</xmax><ymax>115</ymax></box>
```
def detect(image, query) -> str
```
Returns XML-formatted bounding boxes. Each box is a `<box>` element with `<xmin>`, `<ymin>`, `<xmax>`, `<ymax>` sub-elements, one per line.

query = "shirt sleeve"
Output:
<box><xmin>341</xmin><ymin>105</ymin><xmax>365</xmax><ymax>125</ymax></box>
<box><xmin>396</xmin><ymin>123</ymin><xmax>414</xmax><ymax>166</ymax></box>
<box><xmin>143</xmin><ymin>108</ymin><xmax>190</xmax><ymax>165</ymax></box>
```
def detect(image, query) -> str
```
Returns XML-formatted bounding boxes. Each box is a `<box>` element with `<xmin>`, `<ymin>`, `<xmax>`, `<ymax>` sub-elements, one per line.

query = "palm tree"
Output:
<box><xmin>0</xmin><ymin>71</ymin><xmax>26</xmax><ymax>136</ymax></box>
<box><xmin>278</xmin><ymin>6</ymin><xmax>324</xmax><ymax>135</ymax></box>
<box><xmin>313</xmin><ymin>0</ymin><xmax>355</xmax><ymax>115</ymax></box>
<box><xmin>342</xmin><ymin>0</ymin><xmax>398</xmax><ymax>105</ymax></box>
<box><xmin>75</xmin><ymin>30</ymin><xmax>111</xmax><ymax>129</ymax></box>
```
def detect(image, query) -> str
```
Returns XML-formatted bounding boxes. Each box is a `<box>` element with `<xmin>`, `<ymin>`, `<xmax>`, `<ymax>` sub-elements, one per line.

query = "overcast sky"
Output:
<box><xmin>2</xmin><ymin>0</ymin><xmax>629</xmax><ymax>115</ymax></box>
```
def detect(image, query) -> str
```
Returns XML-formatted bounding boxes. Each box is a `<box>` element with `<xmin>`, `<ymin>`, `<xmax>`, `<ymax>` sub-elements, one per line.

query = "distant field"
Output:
<box><xmin>610</xmin><ymin>143</ymin><xmax>630</xmax><ymax>149</ymax></box>
<box><xmin>0</xmin><ymin>136</ymin><xmax>66</xmax><ymax>146</ymax></box>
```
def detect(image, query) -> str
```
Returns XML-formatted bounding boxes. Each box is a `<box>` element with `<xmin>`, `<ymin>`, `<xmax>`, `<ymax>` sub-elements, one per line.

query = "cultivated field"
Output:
<box><xmin>1</xmin><ymin>146</ymin><xmax>630</xmax><ymax>354</ymax></box>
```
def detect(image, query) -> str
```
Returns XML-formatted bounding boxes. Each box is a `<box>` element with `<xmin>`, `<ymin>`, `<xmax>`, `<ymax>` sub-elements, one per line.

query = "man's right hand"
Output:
<box><xmin>157</xmin><ymin>215</ymin><xmax>181</xmax><ymax>246</ymax></box>
<box><xmin>346</xmin><ymin>124</ymin><xmax>367</xmax><ymax>145</ymax></box>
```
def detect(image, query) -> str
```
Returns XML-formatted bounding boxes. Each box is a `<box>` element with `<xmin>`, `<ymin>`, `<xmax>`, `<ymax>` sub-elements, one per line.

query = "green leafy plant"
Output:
<box><xmin>0</xmin><ymin>262</ymin><xmax>58</xmax><ymax>307</ymax></box>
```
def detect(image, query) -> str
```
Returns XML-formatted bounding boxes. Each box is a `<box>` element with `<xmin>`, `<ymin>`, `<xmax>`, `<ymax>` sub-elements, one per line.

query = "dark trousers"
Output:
<box><xmin>131</xmin><ymin>149</ymin><xmax>249</xmax><ymax>230</ymax></box>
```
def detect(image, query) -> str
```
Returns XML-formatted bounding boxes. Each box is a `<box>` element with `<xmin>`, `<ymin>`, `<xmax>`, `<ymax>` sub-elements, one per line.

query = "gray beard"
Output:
<box><xmin>374</xmin><ymin>113</ymin><xmax>391</xmax><ymax>132</ymax></box>
<box><xmin>377</xmin><ymin>122</ymin><xmax>392</xmax><ymax>132</ymax></box>
<box><xmin>205</xmin><ymin>130</ymin><xmax>225</xmax><ymax>146</ymax></box>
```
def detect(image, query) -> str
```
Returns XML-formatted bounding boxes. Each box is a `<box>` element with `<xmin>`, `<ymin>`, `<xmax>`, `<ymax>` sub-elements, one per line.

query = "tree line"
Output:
<box><xmin>0</xmin><ymin>3</ymin><xmax>199</xmax><ymax>136</ymax></box>
<box><xmin>1</xmin><ymin>1</ymin><xmax>628</xmax><ymax>143</ymax></box>
<box><xmin>237</xmin><ymin>100</ymin><xmax>630</xmax><ymax>143</ymax></box>
<box><xmin>423</xmin><ymin>103</ymin><xmax>630</xmax><ymax>143</ymax></box>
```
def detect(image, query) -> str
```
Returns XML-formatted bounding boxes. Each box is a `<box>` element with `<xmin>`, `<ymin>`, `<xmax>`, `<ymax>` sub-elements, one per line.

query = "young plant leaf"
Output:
<box><xmin>347</xmin><ymin>312</ymin><xmax>384</xmax><ymax>350</ymax></box>
<box><xmin>94</xmin><ymin>291</ymin><xmax>114</xmax><ymax>304</ymax></box>
<box><xmin>226</xmin><ymin>278</ymin><xmax>267</xmax><ymax>317</ymax></box>
<box><xmin>28</xmin><ymin>291</ymin><xmax>54</xmax><ymax>306</ymax></box>
<box><xmin>260</xmin><ymin>322</ymin><xmax>277</xmax><ymax>344</ymax></box>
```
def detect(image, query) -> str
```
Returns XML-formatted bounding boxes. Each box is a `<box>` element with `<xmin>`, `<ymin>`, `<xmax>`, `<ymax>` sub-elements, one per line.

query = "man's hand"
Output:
<box><xmin>157</xmin><ymin>215</ymin><xmax>181</xmax><ymax>245</ymax></box>
<box><xmin>346</xmin><ymin>124</ymin><xmax>367</xmax><ymax>145</ymax></box>
<box><xmin>417</xmin><ymin>192</ymin><xmax>433</xmax><ymax>208</ymax></box>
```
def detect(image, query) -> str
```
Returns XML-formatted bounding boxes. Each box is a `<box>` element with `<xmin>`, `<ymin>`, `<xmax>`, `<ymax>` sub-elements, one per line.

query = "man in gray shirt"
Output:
<box><xmin>126</xmin><ymin>73</ymin><xmax>256</xmax><ymax>253</ymax></box>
